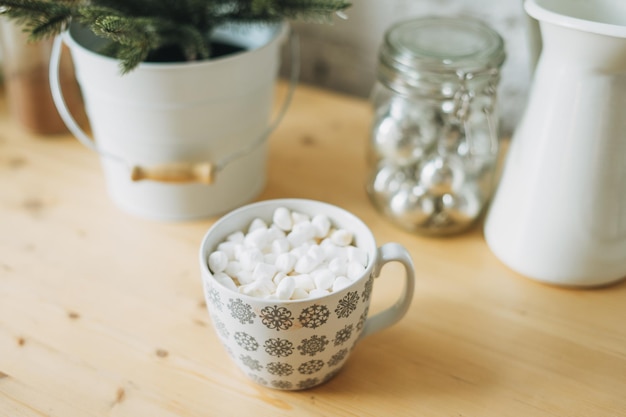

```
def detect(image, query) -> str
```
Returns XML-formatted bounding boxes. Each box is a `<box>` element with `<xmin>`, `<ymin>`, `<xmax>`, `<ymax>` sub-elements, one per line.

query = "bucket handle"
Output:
<box><xmin>49</xmin><ymin>28</ymin><xmax>300</xmax><ymax>185</ymax></box>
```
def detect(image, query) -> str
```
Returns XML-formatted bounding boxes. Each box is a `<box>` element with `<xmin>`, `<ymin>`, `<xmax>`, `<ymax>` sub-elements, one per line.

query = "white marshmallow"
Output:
<box><xmin>244</xmin><ymin>228</ymin><xmax>270</xmax><ymax>250</ymax></box>
<box><xmin>271</xmin><ymin>237</ymin><xmax>290</xmax><ymax>255</ymax></box>
<box><xmin>213</xmin><ymin>272</ymin><xmax>237</xmax><ymax>291</ymax></box>
<box><xmin>275</xmin><ymin>276</ymin><xmax>296</xmax><ymax>300</ymax></box>
<box><xmin>291</xmin><ymin>287</ymin><xmax>309</xmax><ymax>300</ymax></box>
<box><xmin>291</xmin><ymin>211</ymin><xmax>310</xmax><ymax>225</ymax></box>
<box><xmin>235</xmin><ymin>270</ymin><xmax>255</xmax><ymax>285</ymax></box>
<box><xmin>319</xmin><ymin>238</ymin><xmax>336</xmax><ymax>258</ymax></box>
<box><xmin>252</xmin><ymin>263</ymin><xmax>277</xmax><ymax>283</ymax></box>
<box><xmin>312</xmin><ymin>214</ymin><xmax>331</xmax><ymax>238</ymax></box>
<box><xmin>332</xmin><ymin>276</ymin><xmax>352</xmax><ymax>292</ymax></box>
<box><xmin>330</xmin><ymin>229</ymin><xmax>353</xmax><ymax>247</ymax></box>
<box><xmin>321</xmin><ymin>242</ymin><xmax>347</xmax><ymax>262</ymax></box>
<box><xmin>208</xmin><ymin>251</ymin><xmax>229</xmax><ymax>273</ymax></box>
<box><xmin>273</xmin><ymin>207</ymin><xmax>293</xmax><ymax>231</ymax></box>
<box><xmin>346</xmin><ymin>261</ymin><xmax>366</xmax><ymax>280</ymax></box>
<box><xmin>263</xmin><ymin>253</ymin><xmax>277</xmax><ymax>265</ymax></box>
<box><xmin>226</xmin><ymin>231</ymin><xmax>245</xmax><ymax>243</ymax></box>
<box><xmin>275</xmin><ymin>252</ymin><xmax>297</xmax><ymax>274</ymax></box>
<box><xmin>239</xmin><ymin>280</ymin><xmax>270</xmax><ymax>298</ymax></box>
<box><xmin>209</xmin><ymin>207</ymin><xmax>364</xmax><ymax>300</ymax></box>
<box><xmin>328</xmin><ymin>257</ymin><xmax>348</xmax><ymax>276</ymax></box>
<box><xmin>312</xmin><ymin>269</ymin><xmax>335</xmax><ymax>291</ymax></box>
<box><xmin>294</xmin><ymin>255</ymin><xmax>320</xmax><ymax>274</ymax></box>
<box><xmin>233</xmin><ymin>243</ymin><xmax>246</xmax><ymax>260</ymax></box>
<box><xmin>309</xmin><ymin>288</ymin><xmax>330</xmax><ymax>299</ymax></box>
<box><xmin>217</xmin><ymin>241</ymin><xmax>237</xmax><ymax>260</ymax></box>
<box><xmin>258</xmin><ymin>275</ymin><xmax>277</xmax><ymax>293</ymax></box>
<box><xmin>267</xmin><ymin>225</ymin><xmax>286</xmax><ymax>241</ymax></box>
<box><xmin>287</xmin><ymin>223</ymin><xmax>316</xmax><ymax>247</ymax></box>
<box><xmin>248</xmin><ymin>218</ymin><xmax>268</xmax><ymax>233</ymax></box>
<box><xmin>247</xmin><ymin>265</ymin><xmax>276</xmax><ymax>293</ymax></box>
<box><xmin>225</xmin><ymin>261</ymin><xmax>242</xmax><ymax>277</ymax></box>
<box><xmin>289</xmin><ymin>244</ymin><xmax>310</xmax><ymax>259</ymax></box>
<box><xmin>239</xmin><ymin>248</ymin><xmax>263</xmax><ymax>271</ymax></box>
<box><xmin>307</xmin><ymin>245</ymin><xmax>326</xmax><ymax>264</ymax></box>
<box><xmin>293</xmin><ymin>220</ymin><xmax>317</xmax><ymax>236</ymax></box>
<box><xmin>273</xmin><ymin>272</ymin><xmax>287</xmax><ymax>286</ymax></box>
<box><xmin>293</xmin><ymin>274</ymin><xmax>315</xmax><ymax>291</ymax></box>
<box><xmin>347</xmin><ymin>246</ymin><xmax>368</xmax><ymax>267</ymax></box>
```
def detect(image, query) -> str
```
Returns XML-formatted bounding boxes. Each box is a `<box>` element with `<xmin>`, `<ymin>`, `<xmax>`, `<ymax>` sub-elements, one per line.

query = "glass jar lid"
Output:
<box><xmin>378</xmin><ymin>16</ymin><xmax>505</xmax><ymax>92</ymax></box>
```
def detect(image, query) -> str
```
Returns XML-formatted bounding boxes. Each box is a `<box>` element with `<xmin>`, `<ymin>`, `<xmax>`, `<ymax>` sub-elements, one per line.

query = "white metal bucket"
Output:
<box><xmin>51</xmin><ymin>23</ymin><xmax>289</xmax><ymax>221</ymax></box>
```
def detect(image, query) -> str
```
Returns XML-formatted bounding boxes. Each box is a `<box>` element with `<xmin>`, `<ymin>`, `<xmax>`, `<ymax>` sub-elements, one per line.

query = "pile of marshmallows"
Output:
<box><xmin>208</xmin><ymin>207</ymin><xmax>369</xmax><ymax>300</ymax></box>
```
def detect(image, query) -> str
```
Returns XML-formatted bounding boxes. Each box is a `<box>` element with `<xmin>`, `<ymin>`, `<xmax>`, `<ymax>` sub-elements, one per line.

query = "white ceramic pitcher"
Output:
<box><xmin>484</xmin><ymin>0</ymin><xmax>626</xmax><ymax>287</ymax></box>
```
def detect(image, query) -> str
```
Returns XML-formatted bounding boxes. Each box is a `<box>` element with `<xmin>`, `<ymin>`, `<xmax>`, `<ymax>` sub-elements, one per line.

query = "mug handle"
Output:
<box><xmin>359</xmin><ymin>243</ymin><xmax>415</xmax><ymax>340</ymax></box>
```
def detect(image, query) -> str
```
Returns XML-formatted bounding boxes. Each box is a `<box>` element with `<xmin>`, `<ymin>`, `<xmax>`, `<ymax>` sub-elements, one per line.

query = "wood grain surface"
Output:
<box><xmin>0</xmin><ymin>82</ymin><xmax>625</xmax><ymax>417</ymax></box>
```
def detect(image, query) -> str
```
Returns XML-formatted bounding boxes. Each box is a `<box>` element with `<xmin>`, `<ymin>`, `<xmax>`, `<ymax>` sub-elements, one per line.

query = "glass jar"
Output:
<box><xmin>367</xmin><ymin>16</ymin><xmax>505</xmax><ymax>236</ymax></box>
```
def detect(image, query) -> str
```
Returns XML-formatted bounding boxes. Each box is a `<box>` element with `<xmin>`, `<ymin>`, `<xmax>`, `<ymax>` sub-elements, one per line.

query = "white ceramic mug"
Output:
<box><xmin>199</xmin><ymin>199</ymin><xmax>415</xmax><ymax>390</ymax></box>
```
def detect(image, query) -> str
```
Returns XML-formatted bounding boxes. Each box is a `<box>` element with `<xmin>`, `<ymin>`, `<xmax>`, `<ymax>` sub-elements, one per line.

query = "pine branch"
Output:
<box><xmin>0</xmin><ymin>0</ymin><xmax>352</xmax><ymax>73</ymax></box>
<box><xmin>87</xmin><ymin>14</ymin><xmax>160</xmax><ymax>72</ymax></box>
<box><xmin>86</xmin><ymin>12</ymin><xmax>210</xmax><ymax>72</ymax></box>
<box><xmin>221</xmin><ymin>0</ymin><xmax>351</xmax><ymax>24</ymax></box>
<box><xmin>0</xmin><ymin>0</ymin><xmax>74</xmax><ymax>40</ymax></box>
<box><xmin>29</xmin><ymin>12</ymin><xmax>70</xmax><ymax>37</ymax></box>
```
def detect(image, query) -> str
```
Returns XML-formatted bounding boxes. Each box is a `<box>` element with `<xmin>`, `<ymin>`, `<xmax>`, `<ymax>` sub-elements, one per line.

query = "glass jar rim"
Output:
<box><xmin>380</xmin><ymin>16</ymin><xmax>506</xmax><ymax>74</ymax></box>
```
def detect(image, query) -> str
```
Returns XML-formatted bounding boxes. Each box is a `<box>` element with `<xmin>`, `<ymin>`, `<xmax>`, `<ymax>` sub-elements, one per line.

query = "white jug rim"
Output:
<box><xmin>525</xmin><ymin>0</ymin><xmax>626</xmax><ymax>38</ymax></box>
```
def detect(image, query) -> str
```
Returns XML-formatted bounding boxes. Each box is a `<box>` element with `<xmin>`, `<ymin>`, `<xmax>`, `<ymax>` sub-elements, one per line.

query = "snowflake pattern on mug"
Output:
<box><xmin>260</xmin><ymin>305</ymin><xmax>294</xmax><ymax>331</ymax></box>
<box><xmin>206</xmin><ymin>259</ymin><xmax>380</xmax><ymax>390</ymax></box>
<box><xmin>322</xmin><ymin>369</ymin><xmax>341</xmax><ymax>384</ymax></box>
<box><xmin>297</xmin><ymin>335</ymin><xmax>329</xmax><ymax>357</ymax></box>
<box><xmin>264</xmin><ymin>338</ymin><xmax>294</xmax><ymax>357</ymax></box>
<box><xmin>297</xmin><ymin>378</ymin><xmax>320</xmax><ymax>390</ymax></box>
<box><xmin>327</xmin><ymin>348</ymin><xmax>349</xmax><ymax>367</ymax></box>
<box><xmin>206</xmin><ymin>287</ymin><xmax>223</xmax><ymax>312</ymax></box>
<box><xmin>266</xmin><ymin>362</ymin><xmax>294</xmax><ymax>376</ymax></box>
<box><xmin>333</xmin><ymin>324</ymin><xmax>353</xmax><ymax>346</ymax></box>
<box><xmin>271</xmin><ymin>380</ymin><xmax>293</xmax><ymax>390</ymax></box>
<box><xmin>298</xmin><ymin>359</ymin><xmax>325</xmax><ymax>375</ymax></box>
<box><xmin>240</xmin><ymin>355</ymin><xmax>263</xmax><ymax>371</ymax></box>
<box><xmin>233</xmin><ymin>332</ymin><xmax>259</xmax><ymax>351</ymax></box>
<box><xmin>212</xmin><ymin>317</ymin><xmax>230</xmax><ymax>340</ymax></box>
<box><xmin>248</xmin><ymin>373</ymin><xmax>267</xmax><ymax>386</ymax></box>
<box><xmin>298</xmin><ymin>304</ymin><xmax>330</xmax><ymax>329</ymax></box>
<box><xmin>356</xmin><ymin>306</ymin><xmax>369</xmax><ymax>332</ymax></box>
<box><xmin>335</xmin><ymin>291</ymin><xmax>360</xmax><ymax>318</ymax></box>
<box><xmin>361</xmin><ymin>276</ymin><xmax>374</xmax><ymax>303</ymax></box>
<box><xmin>228</xmin><ymin>299</ymin><xmax>256</xmax><ymax>324</ymax></box>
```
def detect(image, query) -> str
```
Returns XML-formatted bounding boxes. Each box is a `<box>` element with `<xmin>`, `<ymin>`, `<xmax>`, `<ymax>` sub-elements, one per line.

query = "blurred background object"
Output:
<box><xmin>366</xmin><ymin>16</ymin><xmax>505</xmax><ymax>236</ymax></box>
<box><xmin>0</xmin><ymin>1</ymin><xmax>528</xmax><ymax>136</ymax></box>
<box><xmin>0</xmin><ymin>18</ymin><xmax>85</xmax><ymax>135</ymax></box>
<box><xmin>286</xmin><ymin>0</ymin><xmax>527</xmax><ymax>135</ymax></box>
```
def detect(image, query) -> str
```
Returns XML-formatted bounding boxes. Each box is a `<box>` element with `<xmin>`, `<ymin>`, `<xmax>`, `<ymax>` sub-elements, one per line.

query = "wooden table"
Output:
<box><xmin>1</xmin><ymin>82</ymin><xmax>625</xmax><ymax>417</ymax></box>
